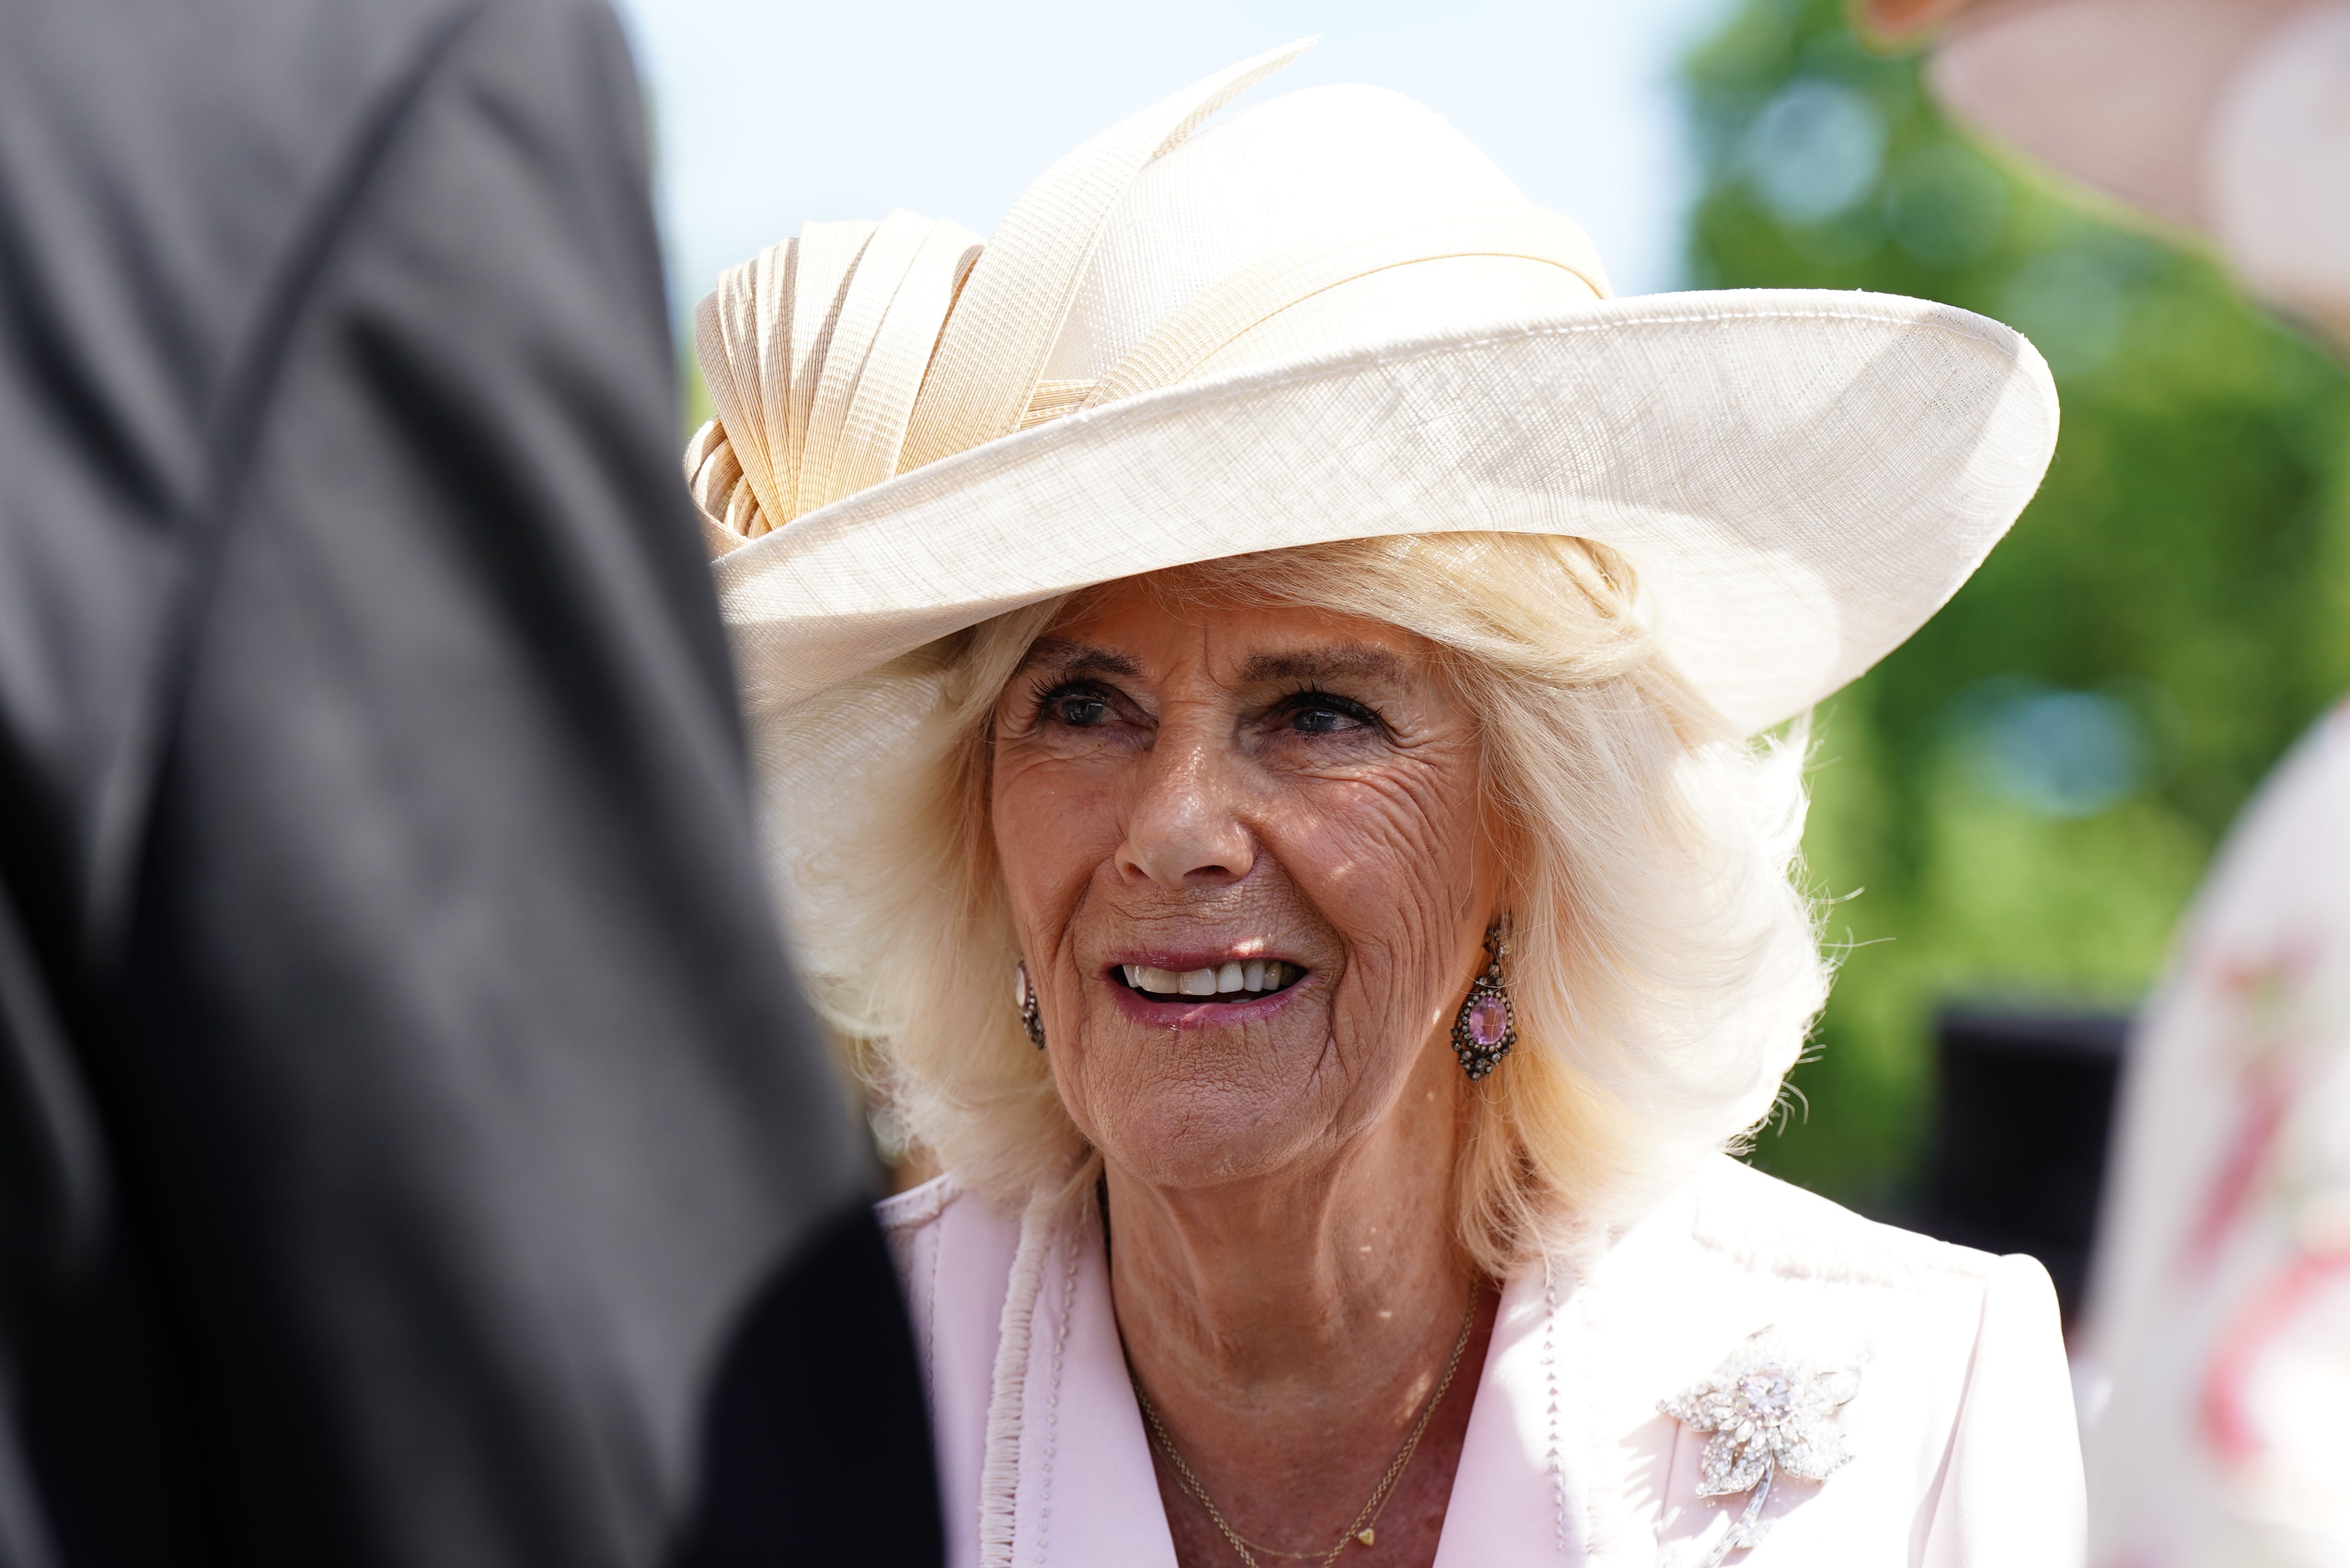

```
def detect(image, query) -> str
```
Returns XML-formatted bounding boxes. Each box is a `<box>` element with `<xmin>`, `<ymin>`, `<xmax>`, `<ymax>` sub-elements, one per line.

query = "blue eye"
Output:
<box><xmin>1286</xmin><ymin>693</ymin><xmax>1376</xmax><ymax>734</ymax></box>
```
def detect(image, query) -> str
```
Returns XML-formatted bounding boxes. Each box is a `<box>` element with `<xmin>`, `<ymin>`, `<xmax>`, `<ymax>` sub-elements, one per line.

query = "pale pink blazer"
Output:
<box><xmin>882</xmin><ymin>1154</ymin><xmax>2086</xmax><ymax>1566</ymax></box>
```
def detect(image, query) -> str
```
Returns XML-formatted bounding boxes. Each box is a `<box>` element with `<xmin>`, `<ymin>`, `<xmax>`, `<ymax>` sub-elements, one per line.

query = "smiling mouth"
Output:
<box><xmin>1116</xmin><ymin>960</ymin><xmax>1302</xmax><ymax>1001</ymax></box>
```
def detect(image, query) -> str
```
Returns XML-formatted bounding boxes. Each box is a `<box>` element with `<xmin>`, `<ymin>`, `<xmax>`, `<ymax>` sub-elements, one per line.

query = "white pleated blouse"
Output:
<box><xmin>882</xmin><ymin>1154</ymin><xmax>2084</xmax><ymax>1567</ymax></box>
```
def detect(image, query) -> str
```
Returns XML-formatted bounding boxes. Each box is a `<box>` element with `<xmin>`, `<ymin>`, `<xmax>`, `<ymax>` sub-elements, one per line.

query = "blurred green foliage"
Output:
<box><xmin>1686</xmin><ymin>0</ymin><xmax>2350</xmax><ymax>1211</ymax></box>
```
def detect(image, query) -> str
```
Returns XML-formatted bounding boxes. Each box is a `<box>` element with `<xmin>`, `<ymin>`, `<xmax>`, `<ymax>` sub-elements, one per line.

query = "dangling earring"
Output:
<box><xmin>1451</xmin><ymin>920</ymin><xmax>1515</xmax><ymax>1081</ymax></box>
<box><xmin>1013</xmin><ymin>961</ymin><xmax>1047</xmax><ymax>1051</ymax></box>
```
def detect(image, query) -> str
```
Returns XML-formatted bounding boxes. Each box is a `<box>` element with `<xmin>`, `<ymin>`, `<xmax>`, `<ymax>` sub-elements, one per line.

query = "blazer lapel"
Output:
<box><xmin>1432</xmin><ymin>1260</ymin><xmax>1592</xmax><ymax>1566</ymax></box>
<box><xmin>993</xmin><ymin>1201</ymin><xmax>1178</xmax><ymax>1568</ymax></box>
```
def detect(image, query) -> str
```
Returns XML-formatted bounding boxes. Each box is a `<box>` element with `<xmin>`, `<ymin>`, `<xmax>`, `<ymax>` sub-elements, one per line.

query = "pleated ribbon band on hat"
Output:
<box><xmin>684</xmin><ymin>42</ymin><xmax>1302</xmax><ymax>553</ymax></box>
<box><xmin>684</xmin><ymin>39</ymin><xmax>1613</xmax><ymax>557</ymax></box>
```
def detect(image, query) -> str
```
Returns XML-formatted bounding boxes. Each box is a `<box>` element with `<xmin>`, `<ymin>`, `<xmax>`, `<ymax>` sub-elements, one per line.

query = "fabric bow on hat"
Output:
<box><xmin>681</xmin><ymin>37</ymin><xmax>1617</xmax><ymax>566</ymax></box>
<box><xmin>683</xmin><ymin>41</ymin><xmax>1320</xmax><ymax>556</ymax></box>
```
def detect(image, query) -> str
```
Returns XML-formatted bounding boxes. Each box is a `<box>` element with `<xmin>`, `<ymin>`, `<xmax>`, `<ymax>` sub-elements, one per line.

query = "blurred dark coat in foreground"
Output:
<box><xmin>0</xmin><ymin>1</ymin><xmax>938</xmax><ymax>1564</ymax></box>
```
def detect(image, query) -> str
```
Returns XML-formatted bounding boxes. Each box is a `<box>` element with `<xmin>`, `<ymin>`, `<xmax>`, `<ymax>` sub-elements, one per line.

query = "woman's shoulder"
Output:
<box><xmin>1677</xmin><ymin>1152</ymin><xmax>2025</xmax><ymax>1297</ymax></box>
<box><xmin>877</xmin><ymin>1171</ymin><xmax>997</xmax><ymax>1273</ymax></box>
<box><xmin>876</xmin><ymin>1169</ymin><xmax>969</xmax><ymax>1237</ymax></box>
<box><xmin>873</xmin><ymin>1170</ymin><xmax>1031</xmax><ymax>1307</ymax></box>
<box><xmin>1585</xmin><ymin>1154</ymin><xmax>2065</xmax><ymax>1392</ymax></box>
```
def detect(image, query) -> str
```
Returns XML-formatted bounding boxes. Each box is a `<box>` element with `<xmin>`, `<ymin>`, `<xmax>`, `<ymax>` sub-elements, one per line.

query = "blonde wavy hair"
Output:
<box><xmin>796</xmin><ymin>531</ymin><xmax>1829</xmax><ymax>1276</ymax></box>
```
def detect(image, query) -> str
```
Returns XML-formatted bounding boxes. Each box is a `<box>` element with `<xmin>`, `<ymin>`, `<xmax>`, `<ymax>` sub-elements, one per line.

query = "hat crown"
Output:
<box><xmin>685</xmin><ymin>47</ymin><xmax>1610</xmax><ymax>556</ymax></box>
<box><xmin>1044</xmin><ymin>85</ymin><xmax>1540</xmax><ymax>381</ymax></box>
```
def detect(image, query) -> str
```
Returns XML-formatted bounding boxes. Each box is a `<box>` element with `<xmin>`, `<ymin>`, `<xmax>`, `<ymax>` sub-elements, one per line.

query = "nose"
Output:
<box><xmin>1115</xmin><ymin>728</ymin><xmax>1254</xmax><ymax>889</ymax></box>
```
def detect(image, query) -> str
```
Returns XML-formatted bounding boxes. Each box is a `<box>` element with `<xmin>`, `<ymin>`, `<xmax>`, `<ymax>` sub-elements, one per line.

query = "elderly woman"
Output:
<box><xmin>684</xmin><ymin>44</ymin><xmax>2083</xmax><ymax>1568</ymax></box>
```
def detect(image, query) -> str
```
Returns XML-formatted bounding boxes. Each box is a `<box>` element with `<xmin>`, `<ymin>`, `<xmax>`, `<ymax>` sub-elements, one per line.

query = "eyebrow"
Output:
<box><xmin>1017</xmin><ymin>639</ymin><xmax>1143</xmax><ymax>682</ymax></box>
<box><xmin>1238</xmin><ymin>645</ymin><xmax>1411</xmax><ymax>686</ymax></box>
<box><xmin>1015</xmin><ymin>639</ymin><xmax>1412</xmax><ymax>687</ymax></box>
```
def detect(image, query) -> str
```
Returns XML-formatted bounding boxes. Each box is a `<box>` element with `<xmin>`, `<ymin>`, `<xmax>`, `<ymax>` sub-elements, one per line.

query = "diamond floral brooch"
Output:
<box><xmin>1658</xmin><ymin>1330</ymin><xmax>1859</xmax><ymax>1565</ymax></box>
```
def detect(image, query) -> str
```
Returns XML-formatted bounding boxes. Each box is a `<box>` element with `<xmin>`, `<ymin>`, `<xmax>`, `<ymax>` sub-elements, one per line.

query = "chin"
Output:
<box><xmin>1099</xmin><ymin>1120</ymin><xmax>1325</xmax><ymax>1192</ymax></box>
<box><xmin>1069</xmin><ymin>1053</ymin><xmax>1374</xmax><ymax>1194</ymax></box>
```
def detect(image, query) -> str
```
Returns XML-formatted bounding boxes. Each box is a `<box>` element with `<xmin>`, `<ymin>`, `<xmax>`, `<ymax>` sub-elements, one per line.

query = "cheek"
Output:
<box><xmin>990</xmin><ymin>750</ymin><xmax>1125</xmax><ymax>943</ymax></box>
<box><xmin>1283</xmin><ymin>758</ymin><xmax>1483</xmax><ymax>1001</ymax></box>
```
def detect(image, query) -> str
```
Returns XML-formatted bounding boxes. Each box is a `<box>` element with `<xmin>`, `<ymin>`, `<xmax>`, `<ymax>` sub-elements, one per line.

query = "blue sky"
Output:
<box><xmin>609</xmin><ymin>0</ymin><xmax>1733</xmax><ymax>319</ymax></box>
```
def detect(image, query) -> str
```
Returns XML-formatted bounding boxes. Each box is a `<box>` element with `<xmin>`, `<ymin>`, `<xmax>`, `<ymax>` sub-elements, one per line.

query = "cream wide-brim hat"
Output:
<box><xmin>1861</xmin><ymin>0</ymin><xmax>2350</xmax><ymax>342</ymax></box>
<box><xmin>684</xmin><ymin>42</ymin><xmax>2058</xmax><ymax>890</ymax></box>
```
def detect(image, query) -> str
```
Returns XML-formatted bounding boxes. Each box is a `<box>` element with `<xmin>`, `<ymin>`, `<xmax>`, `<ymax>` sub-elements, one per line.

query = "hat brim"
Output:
<box><xmin>716</xmin><ymin>288</ymin><xmax>2055</xmax><ymax>741</ymax></box>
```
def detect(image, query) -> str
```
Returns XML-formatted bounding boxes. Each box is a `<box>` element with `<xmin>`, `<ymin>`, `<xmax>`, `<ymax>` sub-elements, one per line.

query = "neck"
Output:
<box><xmin>1106</xmin><ymin>1040</ymin><xmax>1476</xmax><ymax>1529</ymax></box>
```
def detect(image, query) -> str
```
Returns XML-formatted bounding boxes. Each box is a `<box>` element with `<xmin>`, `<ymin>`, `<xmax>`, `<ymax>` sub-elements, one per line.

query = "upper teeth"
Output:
<box><xmin>1123</xmin><ymin>960</ymin><xmax>1289</xmax><ymax>997</ymax></box>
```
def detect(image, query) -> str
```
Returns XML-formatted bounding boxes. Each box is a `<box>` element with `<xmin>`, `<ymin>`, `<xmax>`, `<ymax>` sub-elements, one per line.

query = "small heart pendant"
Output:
<box><xmin>1356</xmin><ymin>1528</ymin><xmax>1376</xmax><ymax>1548</ymax></box>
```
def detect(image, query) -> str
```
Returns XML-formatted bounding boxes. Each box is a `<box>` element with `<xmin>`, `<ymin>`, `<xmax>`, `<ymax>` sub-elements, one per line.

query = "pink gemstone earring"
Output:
<box><xmin>1013</xmin><ymin>961</ymin><xmax>1047</xmax><ymax>1051</ymax></box>
<box><xmin>1451</xmin><ymin>921</ymin><xmax>1515</xmax><ymax>1080</ymax></box>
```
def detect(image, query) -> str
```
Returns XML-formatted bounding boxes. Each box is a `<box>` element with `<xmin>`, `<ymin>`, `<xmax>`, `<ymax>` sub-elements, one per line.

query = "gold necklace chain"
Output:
<box><xmin>1128</xmin><ymin>1284</ymin><xmax>1483</xmax><ymax>1568</ymax></box>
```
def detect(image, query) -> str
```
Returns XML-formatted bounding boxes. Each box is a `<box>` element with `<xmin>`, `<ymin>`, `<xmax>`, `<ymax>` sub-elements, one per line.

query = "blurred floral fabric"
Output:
<box><xmin>2077</xmin><ymin>700</ymin><xmax>2350</xmax><ymax>1565</ymax></box>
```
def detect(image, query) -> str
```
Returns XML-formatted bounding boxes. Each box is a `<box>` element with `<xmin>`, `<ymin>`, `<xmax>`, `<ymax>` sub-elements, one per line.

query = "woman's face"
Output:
<box><xmin>990</xmin><ymin>574</ymin><xmax>1499</xmax><ymax>1189</ymax></box>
